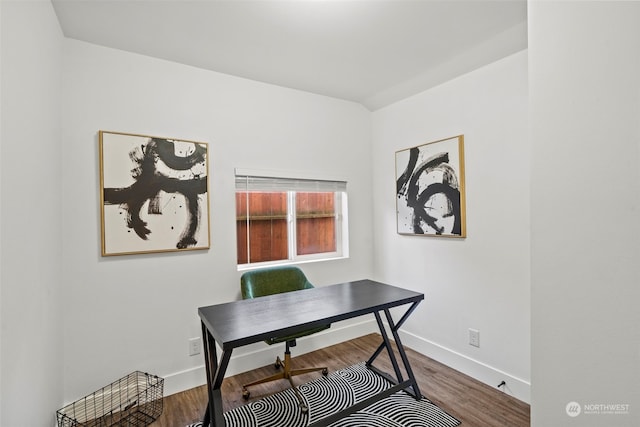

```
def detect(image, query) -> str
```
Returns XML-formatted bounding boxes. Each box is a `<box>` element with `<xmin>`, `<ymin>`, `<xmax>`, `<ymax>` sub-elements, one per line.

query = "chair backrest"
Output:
<box><xmin>241</xmin><ymin>266</ymin><xmax>314</xmax><ymax>299</ymax></box>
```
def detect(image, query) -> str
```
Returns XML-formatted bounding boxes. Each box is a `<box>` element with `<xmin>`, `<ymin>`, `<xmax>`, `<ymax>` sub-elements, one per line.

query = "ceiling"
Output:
<box><xmin>51</xmin><ymin>0</ymin><xmax>527</xmax><ymax>111</ymax></box>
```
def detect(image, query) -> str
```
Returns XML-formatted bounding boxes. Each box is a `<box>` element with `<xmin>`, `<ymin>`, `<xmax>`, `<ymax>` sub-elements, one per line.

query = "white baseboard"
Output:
<box><xmin>399</xmin><ymin>329</ymin><xmax>531</xmax><ymax>404</ymax></box>
<box><xmin>163</xmin><ymin>319</ymin><xmax>378</xmax><ymax>396</ymax></box>
<box><xmin>162</xmin><ymin>365</ymin><xmax>207</xmax><ymax>398</ymax></box>
<box><xmin>163</xmin><ymin>322</ymin><xmax>530</xmax><ymax>405</ymax></box>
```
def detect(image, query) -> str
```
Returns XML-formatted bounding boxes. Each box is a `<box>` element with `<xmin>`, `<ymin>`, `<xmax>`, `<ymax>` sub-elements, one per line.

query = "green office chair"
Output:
<box><xmin>240</xmin><ymin>266</ymin><xmax>329</xmax><ymax>412</ymax></box>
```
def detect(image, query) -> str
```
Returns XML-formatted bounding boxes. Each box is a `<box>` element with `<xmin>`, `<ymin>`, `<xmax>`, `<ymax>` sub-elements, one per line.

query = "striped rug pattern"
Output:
<box><xmin>189</xmin><ymin>363</ymin><xmax>460</xmax><ymax>427</ymax></box>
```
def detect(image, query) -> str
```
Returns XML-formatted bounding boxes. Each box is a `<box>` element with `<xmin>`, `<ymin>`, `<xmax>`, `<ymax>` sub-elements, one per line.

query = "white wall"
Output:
<box><xmin>371</xmin><ymin>51</ymin><xmax>530</xmax><ymax>402</ymax></box>
<box><xmin>60</xmin><ymin>39</ymin><xmax>374</xmax><ymax>403</ymax></box>
<box><xmin>529</xmin><ymin>2</ymin><xmax>640</xmax><ymax>426</ymax></box>
<box><xmin>0</xmin><ymin>1</ymin><xmax>64</xmax><ymax>425</ymax></box>
<box><xmin>0</xmin><ymin>3</ymin><xmax>3</xmax><ymax>423</ymax></box>
<box><xmin>11</xmin><ymin>3</ymin><xmax>640</xmax><ymax>425</ymax></box>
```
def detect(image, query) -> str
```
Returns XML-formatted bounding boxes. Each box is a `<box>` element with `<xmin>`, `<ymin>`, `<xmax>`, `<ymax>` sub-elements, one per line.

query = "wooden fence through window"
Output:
<box><xmin>236</xmin><ymin>192</ymin><xmax>336</xmax><ymax>264</ymax></box>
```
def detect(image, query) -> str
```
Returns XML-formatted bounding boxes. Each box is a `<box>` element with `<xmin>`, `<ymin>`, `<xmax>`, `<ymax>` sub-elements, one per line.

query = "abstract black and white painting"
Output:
<box><xmin>396</xmin><ymin>135</ymin><xmax>466</xmax><ymax>237</ymax></box>
<box><xmin>99</xmin><ymin>131</ymin><xmax>210</xmax><ymax>256</ymax></box>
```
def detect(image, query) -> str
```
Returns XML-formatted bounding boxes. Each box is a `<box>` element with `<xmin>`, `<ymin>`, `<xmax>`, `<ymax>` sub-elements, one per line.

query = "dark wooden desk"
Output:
<box><xmin>198</xmin><ymin>279</ymin><xmax>424</xmax><ymax>427</ymax></box>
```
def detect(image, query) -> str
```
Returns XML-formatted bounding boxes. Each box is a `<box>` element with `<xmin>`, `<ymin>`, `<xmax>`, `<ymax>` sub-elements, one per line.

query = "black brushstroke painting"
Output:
<box><xmin>396</xmin><ymin>137</ymin><xmax>464</xmax><ymax>236</ymax></box>
<box><xmin>103</xmin><ymin>136</ymin><xmax>208</xmax><ymax>250</ymax></box>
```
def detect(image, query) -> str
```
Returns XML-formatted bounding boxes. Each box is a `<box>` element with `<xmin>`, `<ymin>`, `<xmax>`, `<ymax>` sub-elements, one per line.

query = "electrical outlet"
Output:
<box><xmin>189</xmin><ymin>337</ymin><xmax>201</xmax><ymax>356</ymax></box>
<box><xmin>469</xmin><ymin>329</ymin><xmax>480</xmax><ymax>347</ymax></box>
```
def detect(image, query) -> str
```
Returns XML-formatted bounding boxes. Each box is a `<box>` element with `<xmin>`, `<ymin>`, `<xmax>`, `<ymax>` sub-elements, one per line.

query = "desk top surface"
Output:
<box><xmin>198</xmin><ymin>279</ymin><xmax>423</xmax><ymax>350</ymax></box>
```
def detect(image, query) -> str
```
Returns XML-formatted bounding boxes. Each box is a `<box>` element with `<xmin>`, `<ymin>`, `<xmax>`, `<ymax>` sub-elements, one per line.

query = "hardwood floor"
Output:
<box><xmin>153</xmin><ymin>334</ymin><xmax>530</xmax><ymax>427</ymax></box>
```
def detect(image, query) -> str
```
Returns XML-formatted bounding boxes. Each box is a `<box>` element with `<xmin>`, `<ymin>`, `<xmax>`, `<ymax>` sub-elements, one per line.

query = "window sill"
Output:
<box><xmin>237</xmin><ymin>255</ymin><xmax>349</xmax><ymax>272</ymax></box>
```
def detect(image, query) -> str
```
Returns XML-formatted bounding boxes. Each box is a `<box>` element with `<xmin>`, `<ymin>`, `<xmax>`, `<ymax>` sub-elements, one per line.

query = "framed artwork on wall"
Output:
<box><xmin>99</xmin><ymin>130</ymin><xmax>210</xmax><ymax>256</ymax></box>
<box><xmin>395</xmin><ymin>135</ymin><xmax>466</xmax><ymax>237</ymax></box>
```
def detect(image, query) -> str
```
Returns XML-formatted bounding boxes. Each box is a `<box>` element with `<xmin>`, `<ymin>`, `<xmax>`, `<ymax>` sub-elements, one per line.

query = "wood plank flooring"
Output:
<box><xmin>153</xmin><ymin>333</ymin><xmax>529</xmax><ymax>427</ymax></box>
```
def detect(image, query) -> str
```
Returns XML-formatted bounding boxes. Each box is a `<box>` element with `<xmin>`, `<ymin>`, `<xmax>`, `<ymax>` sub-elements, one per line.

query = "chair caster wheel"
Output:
<box><xmin>242</xmin><ymin>389</ymin><xmax>250</xmax><ymax>400</ymax></box>
<box><xmin>322</xmin><ymin>368</ymin><xmax>328</xmax><ymax>376</ymax></box>
<box><xmin>300</xmin><ymin>404</ymin><xmax>308</xmax><ymax>413</ymax></box>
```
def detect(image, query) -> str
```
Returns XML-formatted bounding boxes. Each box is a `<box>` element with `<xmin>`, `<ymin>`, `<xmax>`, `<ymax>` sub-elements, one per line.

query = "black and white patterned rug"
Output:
<box><xmin>188</xmin><ymin>363</ymin><xmax>460</xmax><ymax>427</ymax></box>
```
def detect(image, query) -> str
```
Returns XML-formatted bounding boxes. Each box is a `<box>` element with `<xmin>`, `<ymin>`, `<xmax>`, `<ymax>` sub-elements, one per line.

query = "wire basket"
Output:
<box><xmin>56</xmin><ymin>371</ymin><xmax>164</xmax><ymax>427</ymax></box>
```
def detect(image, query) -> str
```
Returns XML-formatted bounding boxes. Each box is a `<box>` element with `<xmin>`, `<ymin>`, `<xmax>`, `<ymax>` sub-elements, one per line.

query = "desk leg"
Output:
<box><xmin>371</xmin><ymin>311</ymin><xmax>404</xmax><ymax>382</ymax></box>
<box><xmin>383</xmin><ymin>307</ymin><xmax>421</xmax><ymax>399</ymax></box>
<box><xmin>201</xmin><ymin>322</ymin><xmax>233</xmax><ymax>427</ymax></box>
<box><xmin>366</xmin><ymin>302</ymin><xmax>422</xmax><ymax>400</ymax></box>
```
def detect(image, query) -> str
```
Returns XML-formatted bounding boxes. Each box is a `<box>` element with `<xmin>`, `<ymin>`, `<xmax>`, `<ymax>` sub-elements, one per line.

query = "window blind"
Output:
<box><xmin>235</xmin><ymin>174</ymin><xmax>347</xmax><ymax>192</ymax></box>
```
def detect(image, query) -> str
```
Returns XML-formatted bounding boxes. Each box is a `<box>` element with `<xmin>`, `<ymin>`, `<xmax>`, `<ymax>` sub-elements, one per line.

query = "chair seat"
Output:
<box><xmin>265</xmin><ymin>324</ymin><xmax>330</xmax><ymax>345</ymax></box>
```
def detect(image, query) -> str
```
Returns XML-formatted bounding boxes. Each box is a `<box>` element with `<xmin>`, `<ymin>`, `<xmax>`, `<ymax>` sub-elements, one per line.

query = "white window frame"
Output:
<box><xmin>235</xmin><ymin>168</ymin><xmax>349</xmax><ymax>270</ymax></box>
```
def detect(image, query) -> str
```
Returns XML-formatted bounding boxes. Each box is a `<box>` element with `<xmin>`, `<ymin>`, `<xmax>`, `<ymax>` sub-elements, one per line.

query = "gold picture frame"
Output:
<box><xmin>99</xmin><ymin>130</ymin><xmax>210</xmax><ymax>256</ymax></box>
<box><xmin>395</xmin><ymin>135</ymin><xmax>466</xmax><ymax>237</ymax></box>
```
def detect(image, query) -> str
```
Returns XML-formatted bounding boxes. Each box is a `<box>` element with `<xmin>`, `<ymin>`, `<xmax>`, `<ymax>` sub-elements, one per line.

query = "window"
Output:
<box><xmin>235</xmin><ymin>171</ymin><xmax>348</xmax><ymax>268</ymax></box>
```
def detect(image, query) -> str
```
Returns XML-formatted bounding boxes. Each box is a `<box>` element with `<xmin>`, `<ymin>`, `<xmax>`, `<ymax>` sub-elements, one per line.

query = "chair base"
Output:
<box><xmin>242</xmin><ymin>346</ymin><xmax>328</xmax><ymax>413</ymax></box>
